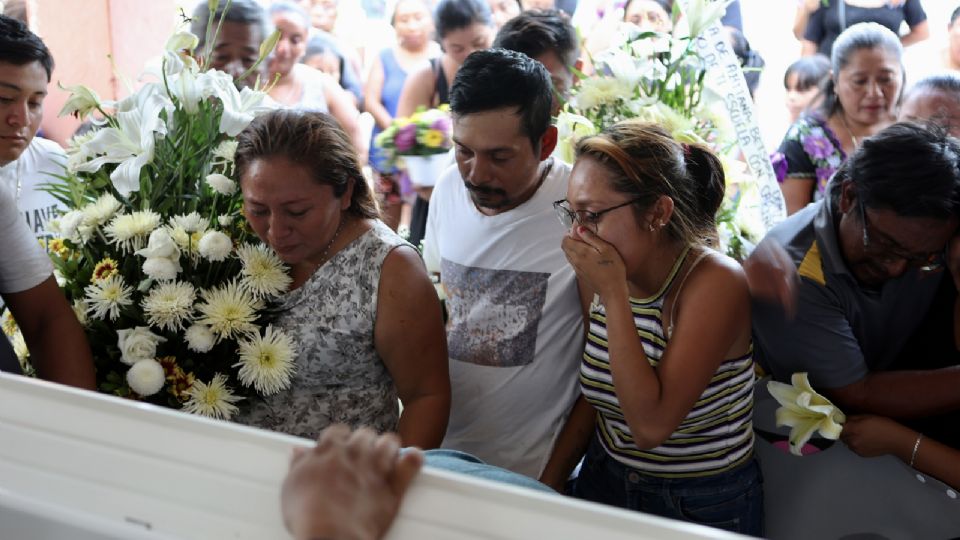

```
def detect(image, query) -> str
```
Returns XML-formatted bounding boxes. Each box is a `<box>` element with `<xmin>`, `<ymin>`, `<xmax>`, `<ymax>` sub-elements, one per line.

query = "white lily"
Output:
<box><xmin>680</xmin><ymin>0</ymin><xmax>733</xmax><ymax>39</ymax></box>
<box><xmin>204</xmin><ymin>70</ymin><xmax>274</xmax><ymax>136</ymax></box>
<box><xmin>75</xmin><ymin>85</ymin><xmax>171</xmax><ymax>196</ymax></box>
<box><xmin>58</xmin><ymin>83</ymin><xmax>102</xmax><ymax>120</ymax></box>
<box><xmin>767</xmin><ymin>372</ymin><xmax>846</xmax><ymax>456</ymax></box>
<box><xmin>555</xmin><ymin>112</ymin><xmax>597</xmax><ymax>165</ymax></box>
<box><xmin>163</xmin><ymin>29</ymin><xmax>200</xmax><ymax>75</ymax></box>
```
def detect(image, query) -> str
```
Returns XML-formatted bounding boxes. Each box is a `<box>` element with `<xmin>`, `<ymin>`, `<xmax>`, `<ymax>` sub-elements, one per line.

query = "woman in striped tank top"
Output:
<box><xmin>541</xmin><ymin>121</ymin><xmax>763</xmax><ymax>536</ymax></box>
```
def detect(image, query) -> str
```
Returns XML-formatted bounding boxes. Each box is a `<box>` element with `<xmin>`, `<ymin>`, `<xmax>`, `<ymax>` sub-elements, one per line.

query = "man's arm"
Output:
<box><xmin>3</xmin><ymin>276</ymin><xmax>95</xmax><ymax>389</ymax></box>
<box><xmin>824</xmin><ymin>368</ymin><xmax>960</xmax><ymax>419</ymax></box>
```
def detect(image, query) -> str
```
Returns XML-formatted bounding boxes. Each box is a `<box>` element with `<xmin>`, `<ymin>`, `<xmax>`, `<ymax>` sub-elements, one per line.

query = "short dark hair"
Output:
<box><xmin>435</xmin><ymin>0</ymin><xmax>492</xmax><ymax>39</ymax></box>
<box><xmin>191</xmin><ymin>0</ymin><xmax>271</xmax><ymax>53</ymax></box>
<box><xmin>784</xmin><ymin>54</ymin><xmax>830</xmax><ymax>91</ymax></box>
<box><xmin>818</xmin><ymin>22</ymin><xmax>903</xmax><ymax>118</ymax></box>
<box><xmin>235</xmin><ymin>110</ymin><xmax>379</xmax><ymax>220</ymax></box>
<box><xmin>493</xmin><ymin>9</ymin><xmax>579</xmax><ymax>68</ymax></box>
<box><xmin>951</xmin><ymin>6</ymin><xmax>960</xmax><ymax>27</ymax></box>
<box><xmin>449</xmin><ymin>48</ymin><xmax>552</xmax><ymax>152</ymax></box>
<box><xmin>0</xmin><ymin>14</ymin><xmax>54</xmax><ymax>80</ymax></box>
<box><xmin>905</xmin><ymin>72</ymin><xmax>960</xmax><ymax>100</ymax></box>
<box><xmin>830</xmin><ymin>122</ymin><xmax>960</xmax><ymax>219</ymax></box>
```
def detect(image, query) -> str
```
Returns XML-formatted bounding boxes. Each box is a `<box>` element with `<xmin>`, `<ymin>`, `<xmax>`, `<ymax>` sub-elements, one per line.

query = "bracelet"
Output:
<box><xmin>908</xmin><ymin>434</ymin><xmax>923</xmax><ymax>468</ymax></box>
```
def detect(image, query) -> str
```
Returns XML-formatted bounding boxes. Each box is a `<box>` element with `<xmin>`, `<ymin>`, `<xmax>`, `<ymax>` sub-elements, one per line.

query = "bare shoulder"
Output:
<box><xmin>681</xmin><ymin>249</ymin><xmax>749</xmax><ymax>300</ymax></box>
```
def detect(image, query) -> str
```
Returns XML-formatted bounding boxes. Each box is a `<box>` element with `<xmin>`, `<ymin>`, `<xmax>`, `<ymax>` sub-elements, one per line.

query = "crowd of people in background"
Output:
<box><xmin>3</xmin><ymin>0</ymin><xmax>960</xmax><ymax>538</ymax></box>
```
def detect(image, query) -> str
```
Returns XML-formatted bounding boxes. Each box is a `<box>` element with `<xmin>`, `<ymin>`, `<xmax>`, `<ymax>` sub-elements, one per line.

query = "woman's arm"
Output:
<box><xmin>800</xmin><ymin>40</ymin><xmax>818</xmax><ymax>57</ymax></box>
<box><xmin>900</xmin><ymin>20</ymin><xmax>930</xmax><ymax>47</ymax></box>
<box><xmin>842</xmin><ymin>415</ymin><xmax>960</xmax><ymax>490</ymax></box>
<box><xmin>364</xmin><ymin>54</ymin><xmax>393</xmax><ymax>130</ymax></box>
<box><xmin>375</xmin><ymin>246</ymin><xmax>451</xmax><ymax>449</ymax></box>
<box><xmin>396</xmin><ymin>65</ymin><xmax>436</xmax><ymax>118</ymax></box>
<box><xmin>539</xmin><ymin>279</ymin><xmax>595</xmax><ymax>491</ymax></box>
<box><xmin>781</xmin><ymin>177</ymin><xmax>815</xmax><ymax>215</ymax></box>
<box><xmin>793</xmin><ymin>0</ymin><xmax>820</xmax><ymax>41</ymax></box>
<box><xmin>323</xmin><ymin>75</ymin><xmax>365</xmax><ymax>160</ymax></box>
<box><xmin>539</xmin><ymin>395</ymin><xmax>595</xmax><ymax>491</ymax></box>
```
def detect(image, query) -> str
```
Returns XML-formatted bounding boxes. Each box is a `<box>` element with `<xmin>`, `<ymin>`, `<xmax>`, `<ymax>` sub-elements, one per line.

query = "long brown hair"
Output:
<box><xmin>235</xmin><ymin>109</ymin><xmax>380</xmax><ymax>219</ymax></box>
<box><xmin>576</xmin><ymin>120</ymin><xmax>724</xmax><ymax>246</ymax></box>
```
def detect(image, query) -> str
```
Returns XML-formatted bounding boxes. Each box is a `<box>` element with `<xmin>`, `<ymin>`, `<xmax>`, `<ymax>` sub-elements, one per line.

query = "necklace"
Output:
<box><xmin>317</xmin><ymin>218</ymin><xmax>345</xmax><ymax>267</ymax></box>
<box><xmin>838</xmin><ymin>114</ymin><xmax>861</xmax><ymax>150</ymax></box>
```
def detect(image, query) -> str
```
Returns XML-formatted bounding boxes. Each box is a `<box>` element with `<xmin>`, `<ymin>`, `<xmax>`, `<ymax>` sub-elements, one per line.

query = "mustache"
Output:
<box><xmin>464</xmin><ymin>182</ymin><xmax>506</xmax><ymax>197</ymax></box>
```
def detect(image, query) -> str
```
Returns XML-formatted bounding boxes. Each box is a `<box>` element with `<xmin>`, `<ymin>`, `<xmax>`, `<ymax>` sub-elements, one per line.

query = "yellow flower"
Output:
<box><xmin>92</xmin><ymin>257</ymin><xmax>120</xmax><ymax>282</ymax></box>
<box><xmin>419</xmin><ymin>129</ymin><xmax>445</xmax><ymax>149</ymax></box>
<box><xmin>48</xmin><ymin>238</ymin><xmax>70</xmax><ymax>258</ymax></box>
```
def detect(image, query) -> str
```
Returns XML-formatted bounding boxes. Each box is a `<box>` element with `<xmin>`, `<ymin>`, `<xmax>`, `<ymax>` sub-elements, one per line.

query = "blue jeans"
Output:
<box><xmin>573</xmin><ymin>435</ymin><xmax>764</xmax><ymax>537</ymax></box>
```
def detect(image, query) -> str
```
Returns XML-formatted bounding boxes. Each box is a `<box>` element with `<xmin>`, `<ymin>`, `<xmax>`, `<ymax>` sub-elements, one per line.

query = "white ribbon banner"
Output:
<box><xmin>679</xmin><ymin>1</ymin><xmax>787</xmax><ymax>231</ymax></box>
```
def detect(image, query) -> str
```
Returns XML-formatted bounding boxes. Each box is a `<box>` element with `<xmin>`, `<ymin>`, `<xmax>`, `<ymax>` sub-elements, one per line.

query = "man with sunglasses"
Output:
<box><xmin>752</xmin><ymin>122</ymin><xmax>960</xmax><ymax>432</ymax></box>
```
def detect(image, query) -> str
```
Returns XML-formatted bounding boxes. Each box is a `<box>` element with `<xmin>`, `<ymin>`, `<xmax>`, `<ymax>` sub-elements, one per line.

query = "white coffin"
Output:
<box><xmin>0</xmin><ymin>373</ymin><xmax>742</xmax><ymax>540</ymax></box>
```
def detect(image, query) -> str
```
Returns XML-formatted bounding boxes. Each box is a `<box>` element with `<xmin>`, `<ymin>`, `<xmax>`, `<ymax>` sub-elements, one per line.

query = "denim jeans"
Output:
<box><xmin>572</xmin><ymin>435</ymin><xmax>764</xmax><ymax>537</ymax></box>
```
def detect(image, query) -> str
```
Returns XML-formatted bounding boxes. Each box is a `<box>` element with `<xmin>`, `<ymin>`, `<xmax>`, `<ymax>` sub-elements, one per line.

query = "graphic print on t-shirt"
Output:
<box><xmin>441</xmin><ymin>259</ymin><xmax>549</xmax><ymax>367</ymax></box>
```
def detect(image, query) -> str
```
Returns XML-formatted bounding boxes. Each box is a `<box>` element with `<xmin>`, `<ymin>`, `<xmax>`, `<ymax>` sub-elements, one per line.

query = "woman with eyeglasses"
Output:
<box><xmin>540</xmin><ymin>121</ymin><xmax>763</xmax><ymax>536</ymax></box>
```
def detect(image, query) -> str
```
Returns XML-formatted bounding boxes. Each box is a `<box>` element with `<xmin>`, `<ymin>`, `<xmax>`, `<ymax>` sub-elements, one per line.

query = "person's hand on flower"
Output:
<box><xmin>281</xmin><ymin>425</ymin><xmax>424</xmax><ymax>540</ymax></box>
<box><xmin>841</xmin><ymin>414</ymin><xmax>917</xmax><ymax>459</ymax></box>
<box><xmin>561</xmin><ymin>225</ymin><xmax>629</xmax><ymax>304</ymax></box>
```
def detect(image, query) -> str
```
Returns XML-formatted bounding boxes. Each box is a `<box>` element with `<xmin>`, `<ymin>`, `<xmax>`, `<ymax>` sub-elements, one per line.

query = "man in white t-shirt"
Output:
<box><xmin>0</xmin><ymin>135</ymin><xmax>66</xmax><ymax>238</ymax></box>
<box><xmin>0</xmin><ymin>14</ymin><xmax>95</xmax><ymax>389</ymax></box>
<box><xmin>423</xmin><ymin>49</ymin><xmax>583</xmax><ymax>478</ymax></box>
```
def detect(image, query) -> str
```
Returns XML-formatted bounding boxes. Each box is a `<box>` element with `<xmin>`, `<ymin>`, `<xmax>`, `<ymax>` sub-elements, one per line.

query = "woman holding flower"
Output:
<box><xmin>774</xmin><ymin>22</ymin><xmax>903</xmax><ymax>215</ymax></box>
<box><xmin>541</xmin><ymin>121</ymin><xmax>762</xmax><ymax>535</ymax></box>
<box><xmin>233</xmin><ymin>109</ymin><xmax>450</xmax><ymax>448</ymax></box>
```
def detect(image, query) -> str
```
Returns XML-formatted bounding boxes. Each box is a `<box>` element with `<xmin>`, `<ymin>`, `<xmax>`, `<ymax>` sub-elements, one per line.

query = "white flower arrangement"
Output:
<box><xmin>22</xmin><ymin>7</ymin><xmax>297</xmax><ymax>418</ymax></box>
<box><xmin>556</xmin><ymin>0</ymin><xmax>764</xmax><ymax>260</ymax></box>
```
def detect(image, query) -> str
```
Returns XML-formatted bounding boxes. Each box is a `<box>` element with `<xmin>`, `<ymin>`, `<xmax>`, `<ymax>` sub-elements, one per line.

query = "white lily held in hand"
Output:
<box><xmin>767</xmin><ymin>372</ymin><xmax>846</xmax><ymax>456</ymax></box>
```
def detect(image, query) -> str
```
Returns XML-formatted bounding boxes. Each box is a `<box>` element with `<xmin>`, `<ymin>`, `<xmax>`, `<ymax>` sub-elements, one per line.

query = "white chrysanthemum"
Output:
<box><xmin>572</xmin><ymin>77</ymin><xmax>633</xmax><ymax>111</ymax></box>
<box><xmin>195</xmin><ymin>280</ymin><xmax>262</xmax><ymax>342</ymax></box>
<box><xmin>117</xmin><ymin>326</ymin><xmax>167</xmax><ymax>366</ymax></box>
<box><xmin>142</xmin><ymin>257</ymin><xmax>181</xmax><ymax>281</ymax></box>
<box><xmin>168</xmin><ymin>225</ymin><xmax>204</xmax><ymax>255</ymax></box>
<box><xmin>58</xmin><ymin>210</ymin><xmax>86</xmax><ymax>244</ymax></box>
<box><xmin>81</xmin><ymin>193</ymin><xmax>122</xmax><ymax>227</ymax></box>
<box><xmin>234</xmin><ymin>326</ymin><xmax>296</xmax><ymax>395</ymax></box>
<box><xmin>237</xmin><ymin>243</ymin><xmax>291</xmax><ymax>298</ymax></box>
<box><xmin>126</xmin><ymin>358</ymin><xmax>166</xmax><ymax>396</ymax></box>
<box><xmin>72</xmin><ymin>300</ymin><xmax>89</xmax><ymax>327</ymax></box>
<box><xmin>198</xmin><ymin>230</ymin><xmax>233</xmax><ymax>261</ymax></box>
<box><xmin>142</xmin><ymin>281</ymin><xmax>196</xmax><ymax>331</ymax></box>
<box><xmin>170</xmin><ymin>211</ymin><xmax>208</xmax><ymax>233</ymax></box>
<box><xmin>211</xmin><ymin>140</ymin><xmax>238</xmax><ymax>169</ymax></box>
<box><xmin>184</xmin><ymin>323</ymin><xmax>216</xmax><ymax>353</ymax></box>
<box><xmin>205</xmin><ymin>173</ymin><xmax>237</xmax><ymax>196</ymax></box>
<box><xmin>218</xmin><ymin>215</ymin><xmax>234</xmax><ymax>227</ymax></box>
<box><xmin>182</xmin><ymin>373</ymin><xmax>242</xmax><ymax>420</ymax></box>
<box><xmin>105</xmin><ymin>210</ymin><xmax>162</xmax><ymax>253</ymax></box>
<box><xmin>85</xmin><ymin>274</ymin><xmax>134</xmax><ymax>321</ymax></box>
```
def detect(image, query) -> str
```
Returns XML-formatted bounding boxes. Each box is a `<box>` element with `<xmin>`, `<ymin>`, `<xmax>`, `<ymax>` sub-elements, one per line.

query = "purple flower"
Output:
<box><xmin>394</xmin><ymin>124</ymin><xmax>417</xmax><ymax>153</ymax></box>
<box><xmin>430</xmin><ymin>117</ymin><xmax>451</xmax><ymax>133</ymax></box>
<box><xmin>815</xmin><ymin>166</ymin><xmax>836</xmax><ymax>192</ymax></box>
<box><xmin>770</xmin><ymin>152</ymin><xmax>788</xmax><ymax>183</ymax></box>
<box><xmin>801</xmin><ymin>134</ymin><xmax>834</xmax><ymax>161</ymax></box>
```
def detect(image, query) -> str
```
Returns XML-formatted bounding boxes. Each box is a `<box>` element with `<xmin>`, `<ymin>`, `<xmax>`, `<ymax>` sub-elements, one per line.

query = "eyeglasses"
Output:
<box><xmin>553</xmin><ymin>199</ymin><xmax>639</xmax><ymax>231</ymax></box>
<box><xmin>858</xmin><ymin>198</ymin><xmax>945</xmax><ymax>272</ymax></box>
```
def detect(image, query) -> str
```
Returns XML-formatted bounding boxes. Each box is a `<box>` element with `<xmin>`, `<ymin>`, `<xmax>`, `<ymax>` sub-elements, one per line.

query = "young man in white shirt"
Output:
<box><xmin>423</xmin><ymin>49</ymin><xmax>582</xmax><ymax>478</ymax></box>
<box><xmin>0</xmin><ymin>14</ymin><xmax>95</xmax><ymax>389</ymax></box>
